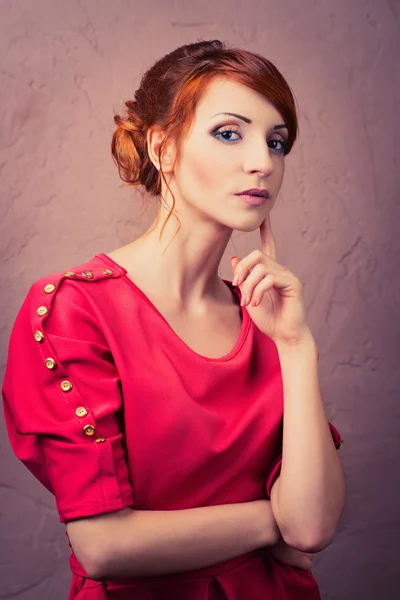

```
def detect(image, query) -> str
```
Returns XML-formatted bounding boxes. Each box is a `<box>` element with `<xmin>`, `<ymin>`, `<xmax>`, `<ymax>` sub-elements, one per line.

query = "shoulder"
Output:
<box><xmin>14</xmin><ymin>254</ymin><xmax>125</xmax><ymax>338</ymax></box>
<box><xmin>30</xmin><ymin>254</ymin><xmax>123</xmax><ymax>292</ymax></box>
<box><xmin>27</xmin><ymin>254</ymin><xmax>123</xmax><ymax>305</ymax></box>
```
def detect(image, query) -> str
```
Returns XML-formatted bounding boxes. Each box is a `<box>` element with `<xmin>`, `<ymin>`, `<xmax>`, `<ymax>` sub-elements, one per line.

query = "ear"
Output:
<box><xmin>146</xmin><ymin>126</ymin><xmax>176</xmax><ymax>175</ymax></box>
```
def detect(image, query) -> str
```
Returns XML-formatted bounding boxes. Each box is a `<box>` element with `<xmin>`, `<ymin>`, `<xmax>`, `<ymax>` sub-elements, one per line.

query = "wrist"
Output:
<box><xmin>275</xmin><ymin>330</ymin><xmax>318</xmax><ymax>355</ymax></box>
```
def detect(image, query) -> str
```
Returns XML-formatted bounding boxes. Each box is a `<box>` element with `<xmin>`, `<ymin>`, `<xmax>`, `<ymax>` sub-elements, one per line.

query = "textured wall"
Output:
<box><xmin>1</xmin><ymin>0</ymin><xmax>399</xmax><ymax>598</ymax></box>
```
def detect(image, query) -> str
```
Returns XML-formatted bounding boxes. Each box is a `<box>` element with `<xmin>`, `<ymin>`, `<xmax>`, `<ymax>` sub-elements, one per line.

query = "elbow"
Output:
<box><xmin>66</xmin><ymin>519</ymin><xmax>113</xmax><ymax>581</ymax></box>
<box><xmin>271</xmin><ymin>480</ymin><xmax>346</xmax><ymax>554</ymax></box>
<box><xmin>66</xmin><ymin>507</ymin><xmax>138</xmax><ymax>580</ymax></box>
<box><xmin>70</xmin><ymin>541</ymin><xmax>106</xmax><ymax>581</ymax></box>
<box><xmin>283</xmin><ymin>527</ymin><xmax>336</xmax><ymax>554</ymax></box>
<box><xmin>271</xmin><ymin>483</ymin><xmax>335</xmax><ymax>553</ymax></box>
<box><xmin>296</xmin><ymin>499</ymin><xmax>346</xmax><ymax>553</ymax></box>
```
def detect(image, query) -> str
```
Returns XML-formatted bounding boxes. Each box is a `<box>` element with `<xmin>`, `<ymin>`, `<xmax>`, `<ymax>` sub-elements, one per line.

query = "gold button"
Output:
<box><xmin>45</xmin><ymin>357</ymin><xmax>56</xmax><ymax>370</ymax></box>
<box><xmin>83</xmin><ymin>424</ymin><xmax>96</xmax><ymax>436</ymax></box>
<box><xmin>64</xmin><ymin>271</ymin><xmax>76</xmax><ymax>277</ymax></box>
<box><xmin>338</xmin><ymin>440</ymin><xmax>344</xmax><ymax>449</ymax></box>
<box><xmin>34</xmin><ymin>330</ymin><xmax>44</xmax><ymax>343</ymax></box>
<box><xmin>94</xmin><ymin>438</ymin><xmax>106</xmax><ymax>443</ymax></box>
<box><xmin>44</xmin><ymin>283</ymin><xmax>56</xmax><ymax>293</ymax></box>
<box><xmin>82</xmin><ymin>270</ymin><xmax>94</xmax><ymax>279</ymax></box>
<box><xmin>37</xmin><ymin>306</ymin><xmax>48</xmax><ymax>316</ymax></box>
<box><xmin>75</xmin><ymin>406</ymin><xmax>88</xmax><ymax>417</ymax></box>
<box><xmin>102</xmin><ymin>269</ymin><xmax>113</xmax><ymax>276</ymax></box>
<box><xmin>60</xmin><ymin>380</ymin><xmax>73</xmax><ymax>392</ymax></box>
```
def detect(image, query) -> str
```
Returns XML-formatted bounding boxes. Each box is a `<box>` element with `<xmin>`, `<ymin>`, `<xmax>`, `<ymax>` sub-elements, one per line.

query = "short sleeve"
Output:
<box><xmin>265</xmin><ymin>421</ymin><xmax>344</xmax><ymax>500</ymax></box>
<box><xmin>2</xmin><ymin>275</ymin><xmax>134</xmax><ymax>523</ymax></box>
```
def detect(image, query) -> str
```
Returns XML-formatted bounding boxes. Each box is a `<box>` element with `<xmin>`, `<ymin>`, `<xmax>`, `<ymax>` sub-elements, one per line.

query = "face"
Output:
<box><xmin>159</xmin><ymin>76</ymin><xmax>289</xmax><ymax>232</ymax></box>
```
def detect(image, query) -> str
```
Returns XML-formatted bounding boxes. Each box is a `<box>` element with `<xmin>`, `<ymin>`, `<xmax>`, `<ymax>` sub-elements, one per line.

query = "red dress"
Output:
<box><xmin>2</xmin><ymin>252</ymin><xmax>343</xmax><ymax>600</ymax></box>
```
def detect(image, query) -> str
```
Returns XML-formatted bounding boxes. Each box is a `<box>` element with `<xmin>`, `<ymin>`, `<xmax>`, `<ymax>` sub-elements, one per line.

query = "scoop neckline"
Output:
<box><xmin>95</xmin><ymin>252</ymin><xmax>251</xmax><ymax>363</ymax></box>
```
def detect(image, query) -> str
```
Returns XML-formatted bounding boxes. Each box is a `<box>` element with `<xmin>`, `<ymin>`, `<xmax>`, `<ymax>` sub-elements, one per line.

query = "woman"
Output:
<box><xmin>2</xmin><ymin>39</ymin><xmax>345</xmax><ymax>599</ymax></box>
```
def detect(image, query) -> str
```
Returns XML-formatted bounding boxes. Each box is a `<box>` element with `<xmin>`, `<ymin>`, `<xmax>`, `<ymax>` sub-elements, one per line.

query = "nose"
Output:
<box><xmin>243</xmin><ymin>140</ymin><xmax>274</xmax><ymax>177</ymax></box>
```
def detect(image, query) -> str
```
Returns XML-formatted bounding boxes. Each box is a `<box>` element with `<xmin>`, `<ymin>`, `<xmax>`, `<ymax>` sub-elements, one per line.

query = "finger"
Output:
<box><xmin>230</xmin><ymin>256</ymin><xmax>241</xmax><ymax>283</ymax></box>
<box><xmin>231</xmin><ymin>249</ymin><xmax>281</xmax><ymax>287</ymax></box>
<box><xmin>260</xmin><ymin>213</ymin><xmax>277</xmax><ymax>261</ymax></box>
<box><xmin>304</xmin><ymin>559</ymin><xmax>313</xmax><ymax>571</ymax></box>
<box><xmin>230</xmin><ymin>256</ymin><xmax>241</xmax><ymax>270</ymax></box>
<box><xmin>239</xmin><ymin>260</ymin><xmax>291</xmax><ymax>297</ymax></box>
<box><xmin>238</xmin><ymin>266</ymin><xmax>274</xmax><ymax>306</ymax></box>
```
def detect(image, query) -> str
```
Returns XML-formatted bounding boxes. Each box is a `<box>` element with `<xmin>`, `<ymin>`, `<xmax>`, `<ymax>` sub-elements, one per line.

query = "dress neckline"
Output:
<box><xmin>95</xmin><ymin>252</ymin><xmax>251</xmax><ymax>363</ymax></box>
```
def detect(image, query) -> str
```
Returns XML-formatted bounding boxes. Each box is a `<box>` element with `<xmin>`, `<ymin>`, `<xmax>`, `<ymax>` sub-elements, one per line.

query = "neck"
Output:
<box><xmin>130</xmin><ymin>208</ymin><xmax>233</xmax><ymax>310</ymax></box>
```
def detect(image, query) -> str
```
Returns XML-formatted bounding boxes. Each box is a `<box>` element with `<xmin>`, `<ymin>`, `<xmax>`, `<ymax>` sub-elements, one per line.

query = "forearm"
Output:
<box><xmin>272</xmin><ymin>335</ymin><xmax>346</xmax><ymax>551</ymax></box>
<box><xmin>82</xmin><ymin>500</ymin><xmax>280</xmax><ymax>579</ymax></box>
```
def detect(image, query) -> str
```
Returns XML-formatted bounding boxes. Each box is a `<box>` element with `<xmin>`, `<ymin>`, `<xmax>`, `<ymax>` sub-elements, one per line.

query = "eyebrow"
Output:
<box><xmin>210</xmin><ymin>112</ymin><xmax>288</xmax><ymax>131</ymax></box>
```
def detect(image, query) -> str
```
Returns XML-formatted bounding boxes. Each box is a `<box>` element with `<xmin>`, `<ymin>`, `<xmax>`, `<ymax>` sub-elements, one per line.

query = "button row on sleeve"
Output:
<box><xmin>33</xmin><ymin>277</ymin><xmax>109</xmax><ymax>441</ymax></box>
<box><xmin>63</xmin><ymin>268</ymin><xmax>114</xmax><ymax>279</ymax></box>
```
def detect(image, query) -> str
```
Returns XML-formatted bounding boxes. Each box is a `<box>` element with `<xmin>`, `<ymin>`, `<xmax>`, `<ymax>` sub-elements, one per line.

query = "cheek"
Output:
<box><xmin>183</xmin><ymin>144</ymin><xmax>232</xmax><ymax>190</ymax></box>
<box><xmin>191</xmin><ymin>158</ymin><xmax>217</xmax><ymax>188</ymax></box>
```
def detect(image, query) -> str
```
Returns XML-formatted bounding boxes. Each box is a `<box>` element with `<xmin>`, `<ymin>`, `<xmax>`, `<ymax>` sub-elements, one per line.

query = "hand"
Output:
<box><xmin>268</xmin><ymin>537</ymin><xmax>314</xmax><ymax>571</ymax></box>
<box><xmin>230</xmin><ymin>214</ymin><xmax>313</xmax><ymax>346</ymax></box>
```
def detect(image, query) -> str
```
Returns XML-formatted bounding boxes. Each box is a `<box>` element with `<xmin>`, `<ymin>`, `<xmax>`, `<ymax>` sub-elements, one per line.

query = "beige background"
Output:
<box><xmin>1</xmin><ymin>0</ymin><xmax>399</xmax><ymax>598</ymax></box>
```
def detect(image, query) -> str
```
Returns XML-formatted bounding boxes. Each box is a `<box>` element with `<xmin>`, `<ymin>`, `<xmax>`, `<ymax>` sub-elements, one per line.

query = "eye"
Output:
<box><xmin>212</xmin><ymin>126</ymin><xmax>241</xmax><ymax>143</ymax></box>
<box><xmin>211</xmin><ymin>125</ymin><xmax>289</xmax><ymax>153</ymax></box>
<box><xmin>268</xmin><ymin>139</ymin><xmax>288</xmax><ymax>154</ymax></box>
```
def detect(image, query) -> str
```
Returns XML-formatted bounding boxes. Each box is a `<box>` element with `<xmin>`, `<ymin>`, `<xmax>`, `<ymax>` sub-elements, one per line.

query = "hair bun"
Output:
<box><xmin>125</xmin><ymin>100</ymin><xmax>145</xmax><ymax>132</ymax></box>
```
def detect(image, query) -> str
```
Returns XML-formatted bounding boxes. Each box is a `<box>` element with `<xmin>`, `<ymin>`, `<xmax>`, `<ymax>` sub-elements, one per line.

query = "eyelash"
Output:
<box><xmin>211</xmin><ymin>126</ymin><xmax>288</xmax><ymax>154</ymax></box>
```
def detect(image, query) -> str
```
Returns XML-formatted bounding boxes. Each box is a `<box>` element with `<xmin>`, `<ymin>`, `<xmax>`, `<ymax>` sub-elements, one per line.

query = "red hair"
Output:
<box><xmin>111</xmin><ymin>39</ymin><xmax>299</xmax><ymax>241</ymax></box>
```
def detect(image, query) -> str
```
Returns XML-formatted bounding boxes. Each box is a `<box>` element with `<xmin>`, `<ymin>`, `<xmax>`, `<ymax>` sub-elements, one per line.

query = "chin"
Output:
<box><xmin>233</xmin><ymin>223</ymin><xmax>264</xmax><ymax>233</ymax></box>
<box><xmin>221</xmin><ymin>221</ymin><xmax>262</xmax><ymax>235</ymax></box>
<box><xmin>229</xmin><ymin>211</ymin><xmax>271</xmax><ymax>233</ymax></box>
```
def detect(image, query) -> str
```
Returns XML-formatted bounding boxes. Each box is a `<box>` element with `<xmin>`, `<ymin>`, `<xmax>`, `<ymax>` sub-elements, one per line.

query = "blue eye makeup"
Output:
<box><xmin>210</xmin><ymin>125</ymin><xmax>288</xmax><ymax>154</ymax></box>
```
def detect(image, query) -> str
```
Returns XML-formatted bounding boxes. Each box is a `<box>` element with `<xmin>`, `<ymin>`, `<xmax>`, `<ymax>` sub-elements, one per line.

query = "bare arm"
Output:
<box><xmin>271</xmin><ymin>335</ymin><xmax>346</xmax><ymax>553</ymax></box>
<box><xmin>66</xmin><ymin>499</ymin><xmax>280</xmax><ymax>580</ymax></box>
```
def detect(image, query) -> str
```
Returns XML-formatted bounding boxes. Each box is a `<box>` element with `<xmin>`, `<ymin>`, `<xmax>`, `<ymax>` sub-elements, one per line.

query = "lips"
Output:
<box><xmin>239</xmin><ymin>194</ymin><xmax>268</xmax><ymax>206</ymax></box>
<box><xmin>237</xmin><ymin>188</ymin><xmax>270</xmax><ymax>199</ymax></box>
